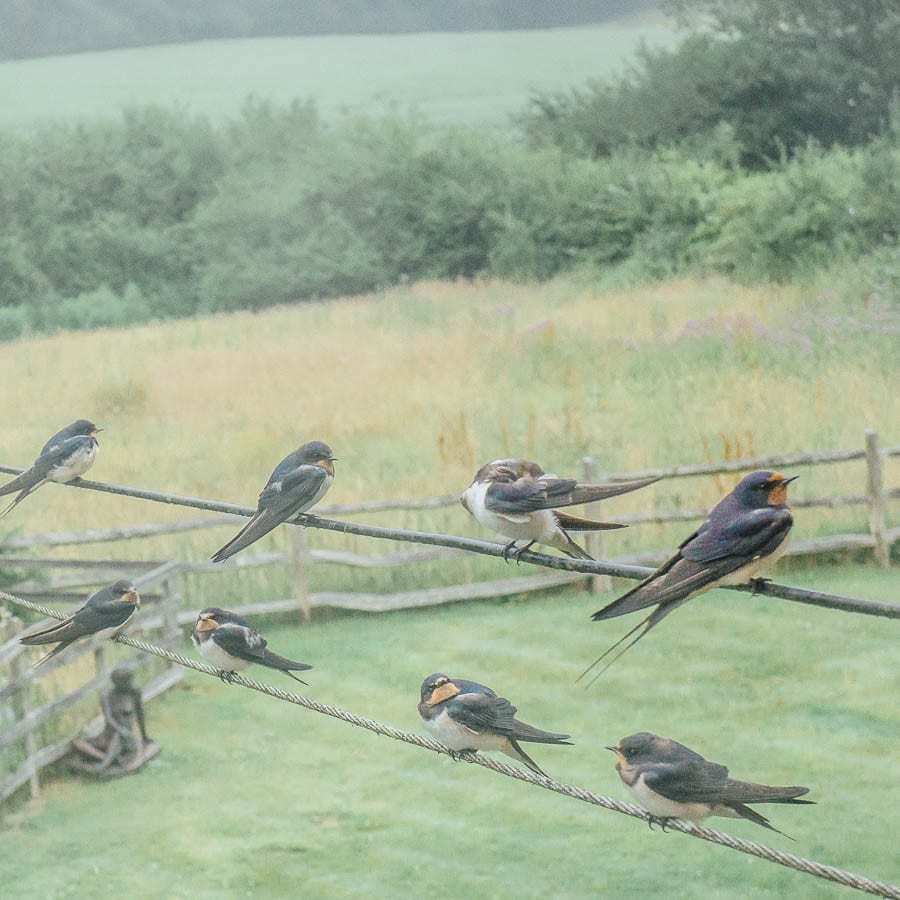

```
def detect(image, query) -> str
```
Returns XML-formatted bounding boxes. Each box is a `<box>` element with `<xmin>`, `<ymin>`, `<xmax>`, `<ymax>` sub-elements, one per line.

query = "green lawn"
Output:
<box><xmin>2</xmin><ymin>564</ymin><xmax>897</xmax><ymax>898</ymax></box>
<box><xmin>0</xmin><ymin>23</ymin><xmax>678</xmax><ymax>132</ymax></box>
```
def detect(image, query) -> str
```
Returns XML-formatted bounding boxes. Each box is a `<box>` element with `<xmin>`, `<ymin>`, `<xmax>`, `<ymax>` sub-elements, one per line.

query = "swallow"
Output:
<box><xmin>191</xmin><ymin>607</ymin><xmax>313</xmax><ymax>684</ymax></box>
<box><xmin>608</xmin><ymin>732</ymin><xmax>813</xmax><ymax>837</ymax></box>
<box><xmin>19</xmin><ymin>579</ymin><xmax>139</xmax><ymax>667</ymax></box>
<box><xmin>211</xmin><ymin>440</ymin><xmax>336</xmax><ymax>563</ymax></box>
<box><xmin>461</xmin><ymin>458</ymin><xmax>659</xmax><ymax>561</ymax></box>
<box><xmin>417</xmin><ymin>673</ymin><xmax>572</xmax><ymax>776</ymax></box>
<box><xmin>0</xmin><ymin>419</ymin><xmax>102</xmax><ymax>518</ymax></box>
<box><xmin>581</xmin><ymin>470</ymin><xmax>796</xmax><ymax>682</ymax></box>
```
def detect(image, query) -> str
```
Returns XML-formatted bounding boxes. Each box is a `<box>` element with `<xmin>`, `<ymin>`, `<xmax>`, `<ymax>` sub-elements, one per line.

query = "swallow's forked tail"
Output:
<box><xmin>577</xmin><ymin>602</ymin><xmax>682</xmax><ymax>687</ymax></box>
<box><xmin>504</xmin><ymin>739</ymin><xmax>548</xmax><ymax>777</ymax></box>
<box><xmin>729</xmin><ymin>786</ymin><xmax>814</xmax><ymax>841</ymax></box>
<box><xmin>211</xmin><ymin>511</ymin><xmax>278</xmax><ymax>563</ymax></box>
<box><xmin>554</xmin><ymin>511</ymin><xmax>627</xmax><ymax>533</ymax></box>
<box><xmin>261</xmin><ymin>648</ymin><xmax>313</xmax><ymax>684</ymax></box>
<box><xmin>0</xmin><ymin>477</ymin><xmax>46</xmax><ymax>520</ymax></box>
<box><xmin>554</xmin><ymin>529</ymin><xmax>594</xmax><ymax>560</ymax></box>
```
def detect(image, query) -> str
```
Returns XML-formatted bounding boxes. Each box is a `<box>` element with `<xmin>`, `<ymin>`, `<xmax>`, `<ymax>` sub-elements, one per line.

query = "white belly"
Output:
<box><xmin>422</xmin><ymin>708</ymin><xmax>506</xmax><ymax>752</ymax></box>
<box><xmin>48</xmin><ymin>443</ymin><xmax>98</xmax><ymax>483</ymax></box>
<box><xmin>198</xmin><ymin>639</ymin><xmax>250</xmax><ymax>672</ymax></box>
<box><xmin>302</xmin><ymin>473</ymin><xmax>333</xmax><ymax>513</ymax></box>
<box><xmin>464</xmin><ymin>482</ymin><xmax>555</xmax><ymax>543</ymax></box>
<box><xmin>628</xmin><ymin>776</ymin><xmax>713</xmax><ymax>823</ymax></box>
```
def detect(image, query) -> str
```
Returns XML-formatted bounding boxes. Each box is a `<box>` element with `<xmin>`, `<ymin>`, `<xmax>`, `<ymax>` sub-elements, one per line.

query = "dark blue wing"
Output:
<box><xmin>485</xmin><ymin>478</ymin><xmax>578</xmax><ymax>514</ymax></box>
<box><xmin>642</xmin><ymin>759</ymin><xmax>731</xmax><ymax>804</ymax></box>
<box><xmin>683</xmin><ymin>507</ymin><xmax>793</xmax><ymax>564</ymax></box>
<box><xmin>447</xmin><ymin>691</ymin><xmax>520</xmax><ymax>736</ymax></box>
<box><xmin>211</xmin><ymin>622</ymin><xmax>268</xmax><ymax>662</ymax></box>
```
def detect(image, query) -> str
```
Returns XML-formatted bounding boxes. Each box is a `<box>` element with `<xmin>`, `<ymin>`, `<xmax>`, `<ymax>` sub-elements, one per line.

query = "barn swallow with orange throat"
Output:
<box><xmin>211</xmin><ymin>440</ymin><xmax>336</xmax><ymax>563</ymax></box>
<box><xmin>191</xmin><ymin>607</ymin><xmax>312</xmax><ymax>684</ymax></box>
<box><xmin>581</xmin><ymin>470</ymin><xmax>796</xmax><ymax>683</ymax></box>
<box><xmin>418</xmin><ymin>673</ymin><xmax>572</xmax><ymax>776</ymax></box>
<box><xmin>608</xmin><ymin>732</ymin><xmax>813</xmax><ymax>838</ymax></box>
<box><xmin>461</xmin><ymin>458</ymin><xmax>658</xmax><ymax>561</ymax></box>
<box><xmin>1</xmin><ymin>419</ymin><xmax>101</xmax><ymax>518</ymax></box>
<box><xmin>19</xmin><ymin>579</ymin><xmax>139</xmax><ymax>667</ymax></box>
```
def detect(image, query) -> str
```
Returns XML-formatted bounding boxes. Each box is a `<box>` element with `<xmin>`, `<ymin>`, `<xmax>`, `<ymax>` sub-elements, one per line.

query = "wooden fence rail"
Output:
<box><xmin>1</xmin><ymin>429</ymin><xmax>896</xmax><ymax>806</ymax></box>
<box><xmin>0</xmin><ymin>562</ymin><xmax>185</xmax><ymax>805</ymax></box>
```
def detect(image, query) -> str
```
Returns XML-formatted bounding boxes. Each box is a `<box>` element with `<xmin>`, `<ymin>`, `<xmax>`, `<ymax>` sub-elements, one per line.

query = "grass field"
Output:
<box><xmin>1</xmin><ymin>564</ymin><xmax>898</xmax><ymax>898</ymax></box>
<box><xmin>0</xmin><ymin>22</ymin><xmax>678</xmax><ymax>133</ymax></box>
<box><xmin>0</xmin><ymin>271</ymin><xmax>896</xmax><ymax>561</ymax></box>
<box><xmin>0</xmin><ymin>271</ymin><xmax>898</xmax><ymax>896</ymax></box>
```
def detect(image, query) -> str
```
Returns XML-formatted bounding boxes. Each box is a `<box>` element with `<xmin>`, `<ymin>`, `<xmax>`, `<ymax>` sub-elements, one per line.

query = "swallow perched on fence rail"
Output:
<box><xmin>19</xmin><ymin>579</ymin><xmax>139</xmax><ymax>667</ymax></box>
<box><xmin>461</xmin><ymin>458</ymin><xmax>659</xmax><ymax>561</ymax></box>
<box><xmin>211</xmin><ymin>440</ymin><xmax>336</xmax><ymax>563</ymax></box>
<box><xmin>581</xmin><ymin>470</ymin><xmax>797</xmax><ymax>683</ymax></box>
<box><xmin>417</xmin><ymin>672</ymin><xmax>572</xmax><ymax>776</ymax></box>
<box><xmin>0</xmin><ymin>419</ymin><xmax>101</xmax><ymax>518</ymax></box>
<box><xmin>608</xmin><ymin>732</ymin><xmax>813</xmax><ymax>838</ymax></box>
<box><xmin>191</xmin><ymin>607</ymin><xmax>313</xmax><ymax>684</ymax></box>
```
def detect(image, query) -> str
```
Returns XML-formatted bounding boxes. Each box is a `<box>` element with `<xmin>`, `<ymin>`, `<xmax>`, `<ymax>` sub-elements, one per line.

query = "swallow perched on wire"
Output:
<box><xmin>608</xmin><ymin>732</ymin><xmax>813</xmax><ymax>837</ymax></box>
<box><xmin>461</xmin><ymin>458</ymin><xmax>658</xmax><ymax>561</ymax></box>
<box><xmin>1</xmin><ymin>419</ymin><xmax>102</xmax><ymax>518</ymax></box>
<box><xmin>19</xmin><ymin>579</ymin><xmax>139</xmax><ymax>668</ymax></box>
<box><xmin>417</xmin><ymin>673</ymin><xmax>572</xmax><ymax>776</ymax></box>
<box><xmin>191</xmin><ymin>607</ymin><xmax>313</xmax><ymax>684</ymax></box>
<box><xmin>211</xmin><ymin>440</ymin><xmax>336</xmax><ymax>563</ymax></box>
<box><xmin>581</xmin><ymin>470</ymin><xmax>797</xmax><ymax>682</ymax></box>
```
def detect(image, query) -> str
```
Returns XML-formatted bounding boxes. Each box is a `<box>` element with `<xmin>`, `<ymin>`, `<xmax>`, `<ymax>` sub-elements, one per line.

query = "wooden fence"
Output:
<box><xmin>0</xmin><ymin>429</ymin><xmax>897</xmax><ymax>805</ymax></box>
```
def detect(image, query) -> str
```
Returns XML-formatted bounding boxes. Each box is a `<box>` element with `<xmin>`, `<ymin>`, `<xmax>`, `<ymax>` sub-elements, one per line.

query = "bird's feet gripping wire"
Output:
<box><xmin>501</xmin><ymin>541</ymin><xmax>535</xmax><ymax>565</ymax></box>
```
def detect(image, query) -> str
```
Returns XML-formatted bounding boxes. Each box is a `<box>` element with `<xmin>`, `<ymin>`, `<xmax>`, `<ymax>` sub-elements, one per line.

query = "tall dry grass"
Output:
<box><xmin>0</xmin><ymin>272</ymin><xmax>896</xmax><ymax>577</ymax></box>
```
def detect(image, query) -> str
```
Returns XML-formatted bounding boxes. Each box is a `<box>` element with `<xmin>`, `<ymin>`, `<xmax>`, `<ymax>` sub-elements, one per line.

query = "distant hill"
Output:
<box><xmin>0</xmin><ymin>0</ymin><xmax>658</xmax><ymax>60</ymax></box>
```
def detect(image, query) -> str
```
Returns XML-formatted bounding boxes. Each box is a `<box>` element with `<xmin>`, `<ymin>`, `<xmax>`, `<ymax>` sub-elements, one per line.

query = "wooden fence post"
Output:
<box><xmin>291</xmin><ymin>528</ymin><xmax>311</xmax><ymax>622</ymax></box>
<box><xmin>582</xmin><ymin>457</ymin><xmax>613</xmax><ymax>593</ymax></box>
<box><xmin>864</xmin><ymin>429</ymin><xmax>890</xmax><ymax>567</ymax></box>
<box><xmin>4</xmin><ymin>615</ymin><xmax>40</xmax><ymax>800</ymax></box>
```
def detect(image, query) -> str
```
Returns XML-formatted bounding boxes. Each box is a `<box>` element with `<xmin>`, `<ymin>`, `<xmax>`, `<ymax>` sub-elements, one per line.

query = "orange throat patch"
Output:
<box><xmin>428</xmin><ymin>682</ymin><xmax>461</xmax><ymax>705</ymax></box>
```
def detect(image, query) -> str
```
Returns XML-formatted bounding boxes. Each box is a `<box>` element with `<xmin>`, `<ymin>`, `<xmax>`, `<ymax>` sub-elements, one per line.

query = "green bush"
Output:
<box><xmin>517</xmin><ymin>31</ymin><xmax>895</xmax><ymax>169</ymax></box>
<box><xmin>0</xmin><ymin>102</ymin><xmax>898</xmax><ymax>340</ymax></box>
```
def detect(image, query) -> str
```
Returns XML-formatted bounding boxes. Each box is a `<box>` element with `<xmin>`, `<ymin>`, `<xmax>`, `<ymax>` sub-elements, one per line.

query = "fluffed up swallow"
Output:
<box><xmin>581</xmin><ymin>470</ymin><xmax>796</xmax><ymax>682</ymax></box>
<box><xmin>1</xmin><ymin>419</ymin><xmax>102</xmax><ymax>518</ymax></box>
<box><xmin>418</xmin><ymin>673</ymin><xmax>572</xmax><ymax>776</ymax></box>
<box><xmin>191</xmin><ymin>607</ymin><xmax>313</xmax><ymax>684</ymax></box>
<box><xmin>19</xmin><ymin>579</ymin><xmax>139</xmax><ymax>667</ymax></box>
<box><xmin>461</xmin><ymin>458</ymin><xmax>659</xmax><ymax>561</ymax></box>
<box><xmin>211</xmin><ymin>440</ymin><xmax>336</xmax><ymax>563</ymax></box>
<box><xmin>608</xmin><ymin>732</ymin><xmax>813</xmax><ymax>837</ymax></box>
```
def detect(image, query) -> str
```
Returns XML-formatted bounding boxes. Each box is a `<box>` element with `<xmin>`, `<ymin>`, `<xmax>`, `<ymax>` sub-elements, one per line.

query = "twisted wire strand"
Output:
<box><xmin>1</xmin><ymin>590</ymin><xmax>897</xmax><ymax>898</ymax></box>
<box><xmin>0</xmin><ymin>469</ymin><xmax>896</xmax><ymax>619</ymax></box>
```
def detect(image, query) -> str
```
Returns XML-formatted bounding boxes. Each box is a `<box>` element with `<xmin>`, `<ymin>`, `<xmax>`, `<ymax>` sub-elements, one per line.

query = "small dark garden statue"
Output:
<box><xmin>69</xmin><ymin>664</ymin><xmax>160</xmax><ymax>779</ymax></box>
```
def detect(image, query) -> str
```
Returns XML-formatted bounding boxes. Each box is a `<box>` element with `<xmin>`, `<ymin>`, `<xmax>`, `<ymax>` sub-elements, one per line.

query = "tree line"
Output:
<box><xmin>0</xmin><ymin>0</ymin><xmax>896</xmax><ymax>341</ymax></box>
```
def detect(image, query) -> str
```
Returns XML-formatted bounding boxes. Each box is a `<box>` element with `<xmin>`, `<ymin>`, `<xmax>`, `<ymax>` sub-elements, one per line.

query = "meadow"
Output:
<box><xmin>0</xmin><ymin>273</ymin><xmax>898</xmax><ymax>897</ymax></box>
<box><xmin>1</xmin><ymin>565</ymin><xmax>898</xmax><ymax>898</ymax></box>
<box><xmin>0</xmin><ymin>22</ymin><xmax>677</xmax><ymax>133</ymax></box>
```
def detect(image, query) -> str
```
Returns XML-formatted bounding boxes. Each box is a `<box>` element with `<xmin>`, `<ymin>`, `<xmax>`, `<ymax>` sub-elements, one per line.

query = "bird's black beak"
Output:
<box><xmin>605</xmin><ymin>746</ymin><xmax>619</xmax><ymax>753</ymax></box>
<box><xmin>782</xmin><ymin>475</ymin><xmax>799</xmax><ymax>485</ymax></box>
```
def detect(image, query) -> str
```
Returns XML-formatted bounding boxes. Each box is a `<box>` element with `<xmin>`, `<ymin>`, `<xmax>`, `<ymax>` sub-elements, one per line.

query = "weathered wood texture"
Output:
<box><xmin>0</xmin><ymin>431</ymin><xmax>895</xmax><ymax>806</ymax></box>
<box><xmin>0</xmin><ymin>563</ymin><xmax>185</xmax><ymax>805</ymax></box>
